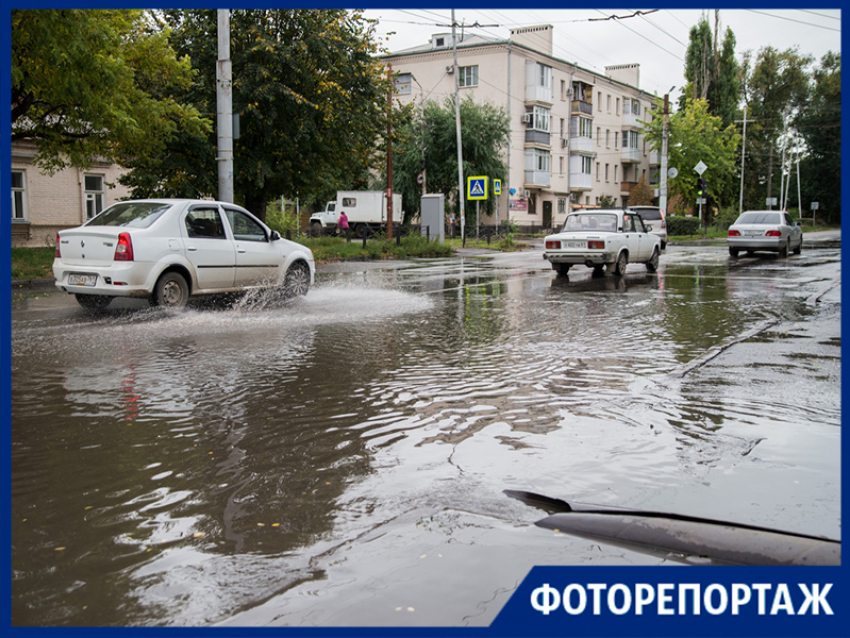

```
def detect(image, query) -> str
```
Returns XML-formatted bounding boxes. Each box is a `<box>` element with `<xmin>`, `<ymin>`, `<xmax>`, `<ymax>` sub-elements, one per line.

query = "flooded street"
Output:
<box><xmin>10</xmin><ymin>241</ymin><xmax>841</xmax><ymax>627</ymax></box>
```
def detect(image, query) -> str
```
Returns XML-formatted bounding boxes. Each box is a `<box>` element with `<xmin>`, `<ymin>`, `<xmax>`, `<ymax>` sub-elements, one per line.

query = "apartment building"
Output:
<box><xmin>11</xmin><ymin>140</ymin><xmax>131</xmax><ymax>248</ymax></box>
<box><xmin>383</xmin><ymin>25</ymin><xmax>659</xmax><ymax>231</ymax></box>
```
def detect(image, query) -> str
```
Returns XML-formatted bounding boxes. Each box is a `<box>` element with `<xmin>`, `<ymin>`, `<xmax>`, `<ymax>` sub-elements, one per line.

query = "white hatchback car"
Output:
<box><xmin>53</xmin><ymin>199</ymin><xmax>315</xmax><ymax>310</ymax></box>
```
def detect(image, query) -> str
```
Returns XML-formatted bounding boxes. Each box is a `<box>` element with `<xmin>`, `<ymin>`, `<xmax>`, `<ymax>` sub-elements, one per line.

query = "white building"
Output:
<box><xmin>383</xmin><ymin>25</ymin><xmax>659</xmax><ymax>231</ymax></box>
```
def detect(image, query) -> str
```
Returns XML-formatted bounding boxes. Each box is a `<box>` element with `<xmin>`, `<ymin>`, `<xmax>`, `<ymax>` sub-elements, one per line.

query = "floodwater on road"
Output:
<box><xmin>10</xmin><ymin>244</ymin><xmax>841</xmax><ymax>627</ymax></box>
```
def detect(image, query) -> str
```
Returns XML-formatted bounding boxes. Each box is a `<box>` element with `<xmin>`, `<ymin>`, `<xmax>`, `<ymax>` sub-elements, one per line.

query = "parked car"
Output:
<box><xmin>630</xmin><ymin>205</ymin><xmax>667</xmax><ymax>249</ymax></box>
<box><xmin>727</xmin><ymin>210</ymin><xmax>803</xmax><ymax>258</ymax></box>
<box><xmin>543</xmin><ymin>209</ymin><xmax>661</xmax><ymax>276</ymax></box>
<box><xmin>53</xmin><ymin>199</ymin><xmax>315</xmax><ymax>310</ymax></box>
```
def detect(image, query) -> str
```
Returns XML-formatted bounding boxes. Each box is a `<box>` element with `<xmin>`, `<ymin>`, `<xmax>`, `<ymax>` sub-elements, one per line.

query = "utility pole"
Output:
<box><xmin>659</xmin><ymin>93</ymin><xmax>670</xmax><ymax>216</ymax></box>
<box><xmin>735</xmin><ymin>105</ymin><xmax>753</xmax><ymax>216</ymax></box>
<box><xmin>386</xmin><ymin>64</ymin><xmax>393</xmax><ymax>240</ymax></box>
<box><xmin>216</xmin><ymin>10</ymin><xmax>234</xmax><ymax>203</ymax></box>
<box><xmin>451</xmin><ymin>10</ymin><xmax>465</xmax><ymax>245</ymax></box>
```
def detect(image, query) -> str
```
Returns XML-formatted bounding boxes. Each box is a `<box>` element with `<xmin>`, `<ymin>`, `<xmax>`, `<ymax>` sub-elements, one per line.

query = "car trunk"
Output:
<box><xmin>58</xmin><ymin>228</ymin><xmax>124</xmax><ymax>267</ymax></box>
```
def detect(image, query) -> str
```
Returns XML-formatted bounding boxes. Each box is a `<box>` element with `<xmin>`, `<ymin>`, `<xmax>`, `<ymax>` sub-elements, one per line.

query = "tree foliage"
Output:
<box><xmin>122</xmin><ymin>9</ymin><xmax>391</xmax><ymax>219</ymax></box>
<box><xmin>740</xmin><ymin>46</ymin><xmax>812</xmax><ymax>212</ymax></box>
<box><xmin>392</xmin><ymin>96</ymin><xmax>510</xmax><ymax>226</ymax></box>
<box><xmin>11</xmin><ymin>9</ymin><xmax>207</xmax><ymax>172</ymax></box>
<box><xmin>794</xmin><ymin>52</ymin><xmax>840</xmax><ymax>223</ymax></box>
<box><xmin>644</xmin><ymin>98</ymin><xmax>740</xmax><ymax>218</ymax></box>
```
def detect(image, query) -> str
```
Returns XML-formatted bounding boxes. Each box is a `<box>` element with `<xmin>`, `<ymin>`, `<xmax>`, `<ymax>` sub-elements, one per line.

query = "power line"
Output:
<box><xmin>743</xmin><ymin>9</ymin><xmax>841</xmax><ymax>32</ymax></box>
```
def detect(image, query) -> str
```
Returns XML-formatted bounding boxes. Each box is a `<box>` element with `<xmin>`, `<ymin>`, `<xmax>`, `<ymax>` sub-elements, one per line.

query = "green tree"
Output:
<box><xmin>392</xmin><ymin>96</ymin><xmax>509</xmax><ymax>227</ymax></box>
<box><xmin>740</xmin><ymin>46</ymin><xmax>812</xmax><ymax>211</ymax></box>
<box><xmin>644</xmin><ymin>98</ymin><xmax>740</xmax><ymax>220</ymax></box>
<box><xmin>11</xmin><ymin>9</ymin><xmax>207</xmax><ymax>172</ymax></box>
<box><xmin>123</xmin><ymin>9</ymin><xmax>391</xmax><ymax>220</ymax></box>
<box><xmin>680</xmin><ymin>12</ymin><xmax>741</xmax><ymax>128</ymax></box>
<box><xmin>628</xmin><ymin>175</ymin><xmax>655</xmax><ymax>206</ymax></box>
<box><xmin>795</xmin><ymin>52</ymin><xmax>840</xmax><ymax>224</ymax></box>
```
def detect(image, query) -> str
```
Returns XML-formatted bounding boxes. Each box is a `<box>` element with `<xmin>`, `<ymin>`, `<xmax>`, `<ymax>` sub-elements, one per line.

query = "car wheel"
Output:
<box><xmin>661</xmin><ymin>241</ymin><xmax>667</xmax><ymax>250</ymax></box>
<box><xmin>553</xmin><ymin>263</ymin><xmax>571</xmax><ymax>276</ymax></box>
<box><xmin>645</xmin><ymin>248</ymin><xmax>660</xmax><ymax>273</ymax></box>
<box><xmin>793</xmin><ymin>237</ymin><xmax>802</xmax><ymax>255</ymax></box>
<box><xmin>729</xmin><ymin>247</ymin><xmax>739</xmax><ymax>258</ymax></box>
<box><xmin>283</xmin><ymin>261</ymin><xmax>311</xmax><ymax>298</ymax></box>
<box><xmin>613</xmin><ymin>251</ymin><xmax>628</xmax><ymax>277</ymax></box>
<box><xmin>310</xmin><ymin>221</ymin><xmax>323</xmax><ymax>237</ymax></box>
<box><xmin>153</xmin><ymin>271</ymin><xmax>189</xmax><ymax>309</ymax></box>
<box><xmin>354</xmin><ymin>223</ymin><xmax>369</xmax><ymax>239</ymax></box>
<box><xmin>779</xmin><ymin>240</ymin><xmax>789</xmax><ymax>258</ymax></box>
<box><xmin>75</xmin><ymin>294</ymin><xmax>112</xmax><ymax>311</ymax></box>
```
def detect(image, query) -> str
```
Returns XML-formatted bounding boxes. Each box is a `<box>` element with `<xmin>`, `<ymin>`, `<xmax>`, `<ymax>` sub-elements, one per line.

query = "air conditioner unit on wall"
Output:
<box><xmin>521</xmin><ymin>113</ymin><xmax>533</xmax><ymax>124</ymax></box>
<box><xmin>523</xmin><ymin>190</ymin><xmax>531</xmax><ymax>198</ymax></box>
<box><xmin>446</xmin><ymin>65</ymin><xmax>454</xmax><ymax>74</ymax></box>
<box><xmin>561</xmin><ymin>138</ymin><xmax>569</xmax><ymax>147</ymax></box>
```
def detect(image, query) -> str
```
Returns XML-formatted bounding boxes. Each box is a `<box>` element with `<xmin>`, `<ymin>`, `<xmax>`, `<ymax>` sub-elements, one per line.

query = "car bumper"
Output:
<box><xmin>727</xmin><ymin>237</ymin><xmax>784</xmax><ymax>252</ymax></box>
<box><xmin>544</xmin><ymin>252</ymin><xmax>613</xmax><ymax>265</ymax></box>
<box><xmin>53</xmin><ymin>262</ymin><xmax>153</xmax><ymax>298</ymax></box>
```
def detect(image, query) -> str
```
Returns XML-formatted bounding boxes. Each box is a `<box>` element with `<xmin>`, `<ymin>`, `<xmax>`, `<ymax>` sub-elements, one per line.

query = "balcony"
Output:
<box><xmin>525</xmin><ymin>130</ymin><xmax>551</xmax><ymax>146</ymax></box>
<box><xmin>622</xmin><ymin>110</ymin><xmax>641</xmax><ymax>128</ymax></box>
<box><xmin>621</xmin><ymin>147</ymin><xmax>640</xmax><ymax>163</ymax></box>
<box><xmin>649</xmin><ymin>150</ymin><xmax>660</xmax><ymax>165</ymax></box>
<box><xmin>571</xmin><ymin>99</ymin><xmax>593</xmax><ymax>116</ymax></box>
<box><xmin>526</xmin><ymin>85</ymin><xmax>552</xmax><ymax>104</ymax></box>
<box><xmin>569</xmin><ymin>172</ymin><xmax>592</xmax><ymax>191</ymax></box>
<box><xmin>570</xmin><ymin>136</ymin><xmax>593</xmax><ymax>154</ymax></box>
<box><xmin>620</xmin><ymin>181</ymin><xmax>637</xmax><ymax>196</ymax></box>
<box><xmin>524</xmin><ymin>170</ymin><xmax>551</xmax><ymax>188</ymax></box>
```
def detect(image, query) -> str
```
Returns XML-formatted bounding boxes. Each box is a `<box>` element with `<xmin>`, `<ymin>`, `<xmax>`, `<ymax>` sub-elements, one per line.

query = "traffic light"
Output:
<box><xmin>696</xmin><ymin>178</ymin><xmax>706</xmax><ymax>196</ymax></box>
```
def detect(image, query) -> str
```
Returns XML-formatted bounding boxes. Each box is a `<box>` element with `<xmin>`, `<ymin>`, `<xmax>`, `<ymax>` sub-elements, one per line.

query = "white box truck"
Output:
<box><xmin>310</xmin><ymin>191</ymin><xmax>403</xmax><ymax>237</ymax></box>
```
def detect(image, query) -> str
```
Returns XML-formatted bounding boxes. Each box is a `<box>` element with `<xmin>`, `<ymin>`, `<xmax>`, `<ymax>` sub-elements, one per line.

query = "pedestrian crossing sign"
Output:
<box><xmin>467</xmin><ymin>176</ymin><xmax>488</xmax><ymax>200</ymax></box>
<box><xmin>494</xmin><ymin>179</ymin><xmax>501</xmax><ymax>195</ymax></box>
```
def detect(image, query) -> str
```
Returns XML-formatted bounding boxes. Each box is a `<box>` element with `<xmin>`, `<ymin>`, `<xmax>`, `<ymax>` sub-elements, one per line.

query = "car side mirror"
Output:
<box><xmin>270</xmin><ymin>230</ymin><xmax>281</xmax><ymax>241</ymax></box>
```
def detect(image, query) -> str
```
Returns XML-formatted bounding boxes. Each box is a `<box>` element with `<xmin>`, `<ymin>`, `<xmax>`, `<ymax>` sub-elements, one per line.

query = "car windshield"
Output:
<box><xmin>563</xmin><ymin>214</ymin><xmax>618</xmax><ymax>232</ymax></box>
<box><xmin>86</xmin><ymin>202</ymin><xmax>171</xmax><ymax>228</ymax></box>
<box><xmin>736</xmin><ymin>212</ymin><xmax>781</xmax><ymax>225</ymax></box>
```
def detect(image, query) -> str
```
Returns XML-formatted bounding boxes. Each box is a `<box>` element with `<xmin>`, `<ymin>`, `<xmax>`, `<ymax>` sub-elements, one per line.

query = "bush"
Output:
<box><xmin>714</xmin><ymin>206</ymin><xmax>740</xmax><ymax>230</ymax></box>
<box><xmin>666</xmin><ymin>215</ymin><xmax>702</xmax><ymax>236</ymax></box>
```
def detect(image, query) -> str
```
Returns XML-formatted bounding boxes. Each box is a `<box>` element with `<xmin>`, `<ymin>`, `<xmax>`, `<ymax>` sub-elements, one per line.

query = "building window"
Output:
<box><xmin>85</xmin><ymin>174</ymin><xmax>105</xmax><ymax>219</ymax></box>
<box><xmin>596</xmin><ymin>127</ymin><xmax>601</xmax><ymax>146</ymax></box>
<box><xmin>526</xmin><ymin>148</ymin><xmax>551</xmax><ymax>172</ymax></box>
<box><xmin>614</xmin><ymin>132</ymin><xmax>619</xmax><ymax>149</ymax></box>
<box><xmin>614</xmin><ymin>165</ymin><xmax>618</xmax><ymax>183</ymax></box>
<box><xmin>459</xmin><ymin>65</ymin><xmax>478</xmax><ymax>87</ymax></box>
<box><xmin>623</xmin><ymin>130</ymin><xmax>640</xmax><ymax>149</ymax></box>
<box><xmin>607</xmin><ymin>95</ymin><xmax>611</xmax><ymax>112</ymax></box>
<box><xmin>581</xmin><ymin>156</ymin><xmax>592</xmax><ymax>174</ymax></box>
<box><xmin>616</xmin><ymin>97</ymin><xmax>620</xmax><ymax>115</ymax></box>
<box><xmin>605</xmin><ymin>129</ymin><xmax>610</xmax><ymax>147</ymax></box>
<box><xmin>558</xmin><ymin>198</ymin><xmax>566</xmax><ymax>214</ymax></box>
<box><xmin>12</xmin><ymin>170</ymin><xmax>27</xmax><ymax>221</ymax></box>
<box><xmin>395</xmin><ymin>73</ymin><xmax>412</xmax><ymax>95</ymax></box>
<box><xmin>598</xmin><ymin>92</ymin><xmax>602</xmax><ymax>111</ymax></box>
<box><xmin>571</xmin><ymin>116</ymin><xmax>592</xmax><ymax>139</ymax></box>
<box><xmin>596</xmin><ymin>162</ymin><xmax>600</xmax><ymax>181</ymax></box>
<box><xmin>538</xmin><ymin>64</ymin><xmax>552</xmax><ymax>90</ymax></box>
<box><xmin>561</xmin><ymin>79</ymin><xmax>567</xmax><ymax>100</ymax></box>
<box><xmin>605</xmin><ymin>164</ymin><xmax>609</xmax><ymax>182</ymax></box>
<box><xmin>559</xmin><ymin>156</ymin><xmax>565</xmax><ymax>176</ymax></box>
<box><xmin>532</xmin><ymin>105</ymin><xmax>550</xmax><ymax>132</ymax></box>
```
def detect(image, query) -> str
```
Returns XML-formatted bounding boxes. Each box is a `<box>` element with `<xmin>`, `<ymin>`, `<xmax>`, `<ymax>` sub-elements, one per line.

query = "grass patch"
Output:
<box><xmin>12</xmin><ymin>247</ymin><xmax>55</xmax><ymax>280</ymax></box>
<box><xmin>296</xmin><ymin>234</ymin><xmax>454</xmax><ymax>261</ymax></box>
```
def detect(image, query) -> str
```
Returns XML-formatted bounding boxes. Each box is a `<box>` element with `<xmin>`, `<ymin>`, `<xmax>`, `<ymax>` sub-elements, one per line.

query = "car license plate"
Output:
<box><xmin>744</xmin><ymin>230</ymin><xmax>762</xmax><ymax>236</ymax></box>
<box><xmin>565</xmin><ymin>241</ymin><xmax>586</xmax><ymax>249</ymax></box>
<box><xmin>68</xmin><ymin>273</ymin><xmax>97</xmax><ymax>286</ymax></box>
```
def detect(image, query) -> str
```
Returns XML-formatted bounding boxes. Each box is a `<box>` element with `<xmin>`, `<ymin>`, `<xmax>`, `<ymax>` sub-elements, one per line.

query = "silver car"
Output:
<box><xmin>727</xmin><ymin>210</ymin><xmax>803</xmax><ymax>258</ymax></box>
<box><xmin>53</xmin><ymin>199</ymin><xmax>315</xmax><ymax>310</ymax></box>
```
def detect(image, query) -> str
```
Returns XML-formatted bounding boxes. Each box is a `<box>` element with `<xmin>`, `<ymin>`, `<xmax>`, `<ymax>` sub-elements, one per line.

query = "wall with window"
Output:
<box><xmin>11</xmin><ymin>140</ymin><xmax>131</xmax><ymax>247</ymax></box>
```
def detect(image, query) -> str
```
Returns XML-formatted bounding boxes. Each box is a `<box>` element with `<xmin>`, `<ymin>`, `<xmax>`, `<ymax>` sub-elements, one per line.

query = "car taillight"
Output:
<box><xmin>588</xmin><ymin>240</ymin><xmax>605</xmax><ymax>249</ymax></box>
<box><xmin>660</xmin><ymin>220</ymin><xmax>666</xmax><ymax>229</ymax></box>
<box><xmin>765</xmin><ymin>230</ymin><xmax>781</xmax><ymax>237</ymax></box>
<box><xmin>55</xmin><ymin>234</ymin><xmax>61</xmax><ymax>258</ymax></box>
<box><xmin>545</xmin><ymin>240</ymin><xmax>561</xmax><ymax>249</ymax></box>
<box><xmin>114</xmin><ymin>232</ymin><xmax>134</xmax><ymax>261</ymax></box>
<box><xmin>728</xmin><ymin>230</ymin><xmax>741</xmax><ymax>237</ymax></box>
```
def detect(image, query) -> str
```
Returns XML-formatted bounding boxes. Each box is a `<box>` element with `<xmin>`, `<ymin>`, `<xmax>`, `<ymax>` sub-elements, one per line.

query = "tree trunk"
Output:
<box><xmin>244</xmin><ymin>193</ymin><xmax>268</xmax><ymax>222</ymax></box>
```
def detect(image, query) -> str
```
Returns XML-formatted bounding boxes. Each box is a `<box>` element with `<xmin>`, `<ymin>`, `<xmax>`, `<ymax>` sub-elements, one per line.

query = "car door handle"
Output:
<box><xmin>237</xmin><ymin>248</ymin><xmax>247</xmax><ymax>253</ymax></box>
<box><xmin>187</xmin><ymin>246</ymin><xmax>198</xmax><ymax>252</ymax></box>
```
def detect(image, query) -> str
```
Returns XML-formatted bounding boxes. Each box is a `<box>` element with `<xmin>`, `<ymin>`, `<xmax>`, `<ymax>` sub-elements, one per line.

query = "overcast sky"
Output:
<box><xmin>360</xmin><ymin>9</ymin><xmax>841</xmax><ymax>100</ymax></box>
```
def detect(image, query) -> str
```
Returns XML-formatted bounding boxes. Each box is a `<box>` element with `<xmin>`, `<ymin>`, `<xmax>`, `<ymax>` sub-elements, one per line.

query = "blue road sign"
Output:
<box><xmin>494</xmin><ymin>179</ymin><xmax>501</xmax><ymax>195</ymax></box>
<box><xmin>467</xmin><ymin>176</ymin><xmax>488</xmax><ymax>200</ymax></box>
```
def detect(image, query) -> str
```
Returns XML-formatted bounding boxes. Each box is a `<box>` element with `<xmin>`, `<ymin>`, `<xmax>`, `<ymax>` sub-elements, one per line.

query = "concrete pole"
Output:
<box><xmin>386</xmin><ymin>64</ymin><xmax>394</xmax><ymax>240</ymax></box>
<box><xmin>452</xmin><ymin>10</ymin><xmax>465</xmax><ymax>244</ymax></box>
<box><xmin>216</xmin><ymin>10</ymin><xmax>234</xmax><ymax>203</ymax></box>
<box><xmin>659</xmin><ymin>94</ymin><xmax>669</xmax><ymax>215</ymax></box>
<box><xmin>738</xmin><ymin>105</ymin><xmax>747</xmax><ymax>216</ymax></box>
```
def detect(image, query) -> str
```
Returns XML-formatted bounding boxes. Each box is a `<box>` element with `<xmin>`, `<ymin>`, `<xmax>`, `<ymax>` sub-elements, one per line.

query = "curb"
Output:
<box><xmin>12</xmin><ymin>278</ymin><xmax>55</xmax><ymax>289</ymax></box>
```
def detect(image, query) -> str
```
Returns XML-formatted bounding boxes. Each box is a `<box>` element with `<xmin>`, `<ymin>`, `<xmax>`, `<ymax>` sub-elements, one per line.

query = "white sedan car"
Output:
<box><xmin>727</xmin><ymin>210</ymin><xmax>803</xmax><ymax>258</ymax></box>
<box><xmin>53</xmin><ymin>199</ymin><xmax>315</xmax><ymax>310</ymax></box>
<box><xmin>543</xmin><ymin>209</ymin><xmax>661</xmax><ymax>277</ymax></box>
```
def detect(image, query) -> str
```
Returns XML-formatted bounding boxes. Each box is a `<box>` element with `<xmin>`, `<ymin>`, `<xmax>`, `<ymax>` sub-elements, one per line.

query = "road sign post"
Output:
<box><xmin>468</xmin><ymin>177</ymin><xmax>487</xmax><ymax>240</ymax></box>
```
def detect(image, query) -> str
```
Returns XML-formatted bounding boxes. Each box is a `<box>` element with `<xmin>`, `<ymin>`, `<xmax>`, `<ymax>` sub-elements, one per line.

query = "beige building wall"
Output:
<box><xmin>385</xmin><ymin>26</ymin><xmax>658</xmax><ymax>232</ymax></box>
<box><xmin>11</xmin><ymin>140</ymin><xmax>132</xmax><ymax>248</ymax></box>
